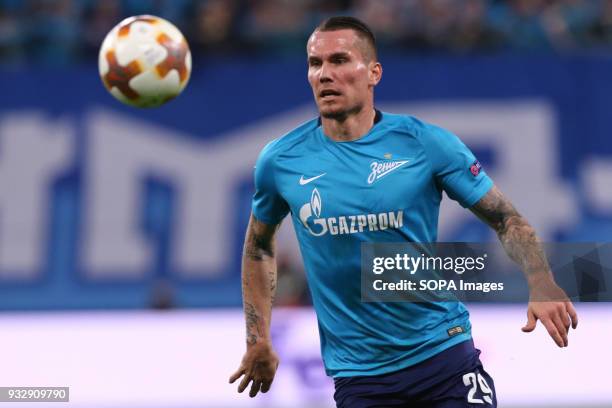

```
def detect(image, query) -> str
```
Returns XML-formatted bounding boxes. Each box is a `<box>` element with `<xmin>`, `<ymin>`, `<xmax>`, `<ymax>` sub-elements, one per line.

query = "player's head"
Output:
<box><xmin>307</xmin><ymin>16</ymin><xmax>382</xmax><ymax>121</ymax></box>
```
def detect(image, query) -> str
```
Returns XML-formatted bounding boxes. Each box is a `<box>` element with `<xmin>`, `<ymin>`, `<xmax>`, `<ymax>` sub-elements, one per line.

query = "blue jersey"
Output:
<box><xmin>251</xmin><ymin>111</ymin><xmax>493</xmax><ymax>377</ymax></box>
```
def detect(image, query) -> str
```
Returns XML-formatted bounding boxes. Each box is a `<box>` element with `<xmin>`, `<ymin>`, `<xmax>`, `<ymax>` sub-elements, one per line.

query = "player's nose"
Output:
<box><xmin>319</xmin><ymin>61</ymin><xmax>333</xmax><ymax>83</ymax></box>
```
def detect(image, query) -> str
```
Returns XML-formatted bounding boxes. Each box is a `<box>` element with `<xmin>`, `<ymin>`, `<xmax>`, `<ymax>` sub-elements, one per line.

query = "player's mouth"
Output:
<box><xmin>319</xmin><ymin>89</ymin><xmax>342</xmax><ymax>99</ymax></box>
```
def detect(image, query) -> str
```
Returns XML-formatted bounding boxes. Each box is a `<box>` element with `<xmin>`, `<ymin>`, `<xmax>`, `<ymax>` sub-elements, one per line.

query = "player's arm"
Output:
<box><xmin>229</xmin><ymin>213</ymin><xmax>281</xmax><ymax>397</ymax></box>
<box><xmin>469</xmin><ymin>185</ymin><xmax>578</xmax><ymax>347</ymax></box>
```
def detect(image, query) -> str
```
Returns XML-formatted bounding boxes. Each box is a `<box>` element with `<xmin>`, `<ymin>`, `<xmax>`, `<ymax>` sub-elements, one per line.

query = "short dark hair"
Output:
<box><xmin>315</xmin><ymin>16</ymin><xmax>377</xmax><ymax>61</ymax></box>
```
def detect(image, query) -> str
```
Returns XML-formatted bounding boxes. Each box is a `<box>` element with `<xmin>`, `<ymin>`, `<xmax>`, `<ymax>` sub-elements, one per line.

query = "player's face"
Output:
<box><xmin>307</xmin><ymin>29</ymin><xmax>380</xmax><ymax>119</ymax></box>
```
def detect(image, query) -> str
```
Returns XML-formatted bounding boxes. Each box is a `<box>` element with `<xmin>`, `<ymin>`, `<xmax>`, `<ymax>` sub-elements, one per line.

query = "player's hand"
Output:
<box><xmin>522</xmin><ymin>276</ymin><xmax>578</xmax><ymax>347</ymax></box>
<box><xmin>229</xmin><ymin>342</ymin><xmax>279</xmax><ymax>398</ymax></box>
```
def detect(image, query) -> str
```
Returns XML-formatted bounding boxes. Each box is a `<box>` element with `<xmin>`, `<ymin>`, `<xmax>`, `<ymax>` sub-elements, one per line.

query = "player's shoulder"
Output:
<box><xmin>381</xmin><ymin>111</ymin><xmax>451</xmax><ymax>139</ymax></box>
<box><xmin>381</xmin><ymin>111</ymin><xmax>461</xmax><ymax>151</ymax></box>
<box><xmin>257</xmin><ymin>117</ymin><xmax>320</xmax><ymax>161</ymax></box>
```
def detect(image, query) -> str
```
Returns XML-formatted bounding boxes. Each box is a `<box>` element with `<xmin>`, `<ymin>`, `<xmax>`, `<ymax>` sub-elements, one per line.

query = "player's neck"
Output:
<box><xmin>321</xmin><ymin>107</ymin><xmax>377</xmax><ymax>142</ymax></box>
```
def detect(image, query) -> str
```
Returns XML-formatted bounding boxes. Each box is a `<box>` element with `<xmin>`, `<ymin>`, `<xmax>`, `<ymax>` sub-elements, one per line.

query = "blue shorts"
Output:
<box><xmin>333</xmin><ymin>339</ymin><xmax>497</xmax><ymax>408</ymax></box>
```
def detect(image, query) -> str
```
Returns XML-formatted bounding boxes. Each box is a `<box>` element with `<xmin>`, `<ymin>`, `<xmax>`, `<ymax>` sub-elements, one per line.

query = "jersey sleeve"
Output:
<box><xmin>420</xmin><ymin>123</ymin><xmax>494</xmax><ymax>208</ymax></box>
<box><xmin>251</xmin><ymin>140</ymin><xmax>290</xmax><ymax>224</ymax></box>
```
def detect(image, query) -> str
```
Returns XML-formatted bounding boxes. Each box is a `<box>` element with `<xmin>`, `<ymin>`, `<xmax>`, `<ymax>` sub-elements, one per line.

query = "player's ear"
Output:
<box><xmin>368</xmin><ymin>61</ymin><xmax>382</xmax><ymax>86</ymax></box>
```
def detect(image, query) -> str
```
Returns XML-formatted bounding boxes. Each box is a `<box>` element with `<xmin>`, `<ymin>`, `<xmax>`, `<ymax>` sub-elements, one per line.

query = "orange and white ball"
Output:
<box><xmin>98</xmin><ymin>15</ymin><xmax>191</xmax><ymax>108</ymax></box>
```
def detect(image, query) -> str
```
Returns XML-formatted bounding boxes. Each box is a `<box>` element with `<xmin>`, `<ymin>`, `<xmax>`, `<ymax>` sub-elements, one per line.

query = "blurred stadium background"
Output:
<box><xmin>1</xmin><ymin>0</ymin><xmax>612</xmax><ymax>407</ymax></box>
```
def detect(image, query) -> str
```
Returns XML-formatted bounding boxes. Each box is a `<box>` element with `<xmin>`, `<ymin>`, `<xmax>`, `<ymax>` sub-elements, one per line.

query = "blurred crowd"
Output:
<box><xmin>2</xmin><ymin>0</ymin><xmax>612</xmax><ymax>66</ymax></box>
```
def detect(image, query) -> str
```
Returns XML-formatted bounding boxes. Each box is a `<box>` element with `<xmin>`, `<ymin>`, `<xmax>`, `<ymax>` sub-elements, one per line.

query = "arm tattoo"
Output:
<box><xmin>268</xmin><ymin>268</ymin><xmax>277</xmax><ymax>305</ymax></box>
<box><xmin>470</xmin><ymin>186</ymin><xmax>550</xmax><ymax>277</ymax></box>
<box><xmin>244</xmin><ymin>219</ymin><xmax>276</xmax><ymax>261</ymax></box>
<box><xmin>244</xmin><ymin>302</ymin><xmax>262</xmax><ymax>345</ymax></box>
<box><xmin>241</xmin><ymin>216</ymin><xmax>279</xmax><ymax>345</ymax></box>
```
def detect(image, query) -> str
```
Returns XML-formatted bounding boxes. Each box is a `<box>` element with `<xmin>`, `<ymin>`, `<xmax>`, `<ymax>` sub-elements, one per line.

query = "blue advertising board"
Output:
<box><xmin>1</xmin><ymin>54</ymin><xmax>612</xmax><ymax>309</ymax></box>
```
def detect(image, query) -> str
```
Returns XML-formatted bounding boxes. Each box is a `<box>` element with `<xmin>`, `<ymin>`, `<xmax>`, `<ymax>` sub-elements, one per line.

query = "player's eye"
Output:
<box><xmin>308</xmin><ymin>59</ymin><xmax>322</xmax><ymax>67</ymax></box>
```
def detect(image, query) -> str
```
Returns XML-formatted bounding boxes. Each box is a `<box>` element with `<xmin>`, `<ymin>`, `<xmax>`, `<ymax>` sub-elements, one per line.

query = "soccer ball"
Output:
<box><xmin>98</xmin><ymin>15</ymin><xmax>191</xmax><ymax>108</ymax></box>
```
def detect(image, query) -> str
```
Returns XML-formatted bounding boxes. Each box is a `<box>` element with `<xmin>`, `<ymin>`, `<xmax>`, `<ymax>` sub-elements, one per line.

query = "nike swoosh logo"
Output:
<box><xmin>299</xmin><ymin>173</ymin><xmax>326</xmax><ymax>185</ymax></box>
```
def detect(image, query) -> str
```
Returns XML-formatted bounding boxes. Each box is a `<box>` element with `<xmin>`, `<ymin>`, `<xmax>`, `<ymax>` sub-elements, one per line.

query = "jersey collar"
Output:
<box><xmin>317</xmin><ymin>109</ymin><xmax>382</xmax><ymax>127</ymax></box>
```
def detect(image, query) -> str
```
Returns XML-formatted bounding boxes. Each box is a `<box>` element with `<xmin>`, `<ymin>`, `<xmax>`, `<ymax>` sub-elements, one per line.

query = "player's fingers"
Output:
<box><xmin>551</xmin><ymin>313</ymin><xmax>568</xmax><ymax>347</ymax></box>
<box><xmin>237</xmin><ymin>372</ymin><xmax>252</xmax><ymax>393</ymax></box>
<box><xmin>566</xmin><ymin>301</ymin><xmax>578</xmax><ymax>329</ymax></box>
<box><xmin>261</xmin><ymin>380</ymin><xmax>272</xmax><ymax>393</ymax></box>
<box><xmin>559</xmin><ymin>305</ymin><xmax>571</xmax><ymax>332</ymax></box>
<box><xmin>229</xmin><ymin>367</ymin><xmax>245</xmax><ymax>384</ymax></box>
<box><xmin>249</xmin><ymin>379</ymin><xmax>262</xmax><ymax>398</ymax></box>
<box><xmin>521</xmin><ymin>309</ymin><xmax>537</xmax><ymax>332</ymax></box>
<box><xmin>541</xmin><ymin>318</ymin><xmax>564</xmax><ymax>347</ymax></box>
